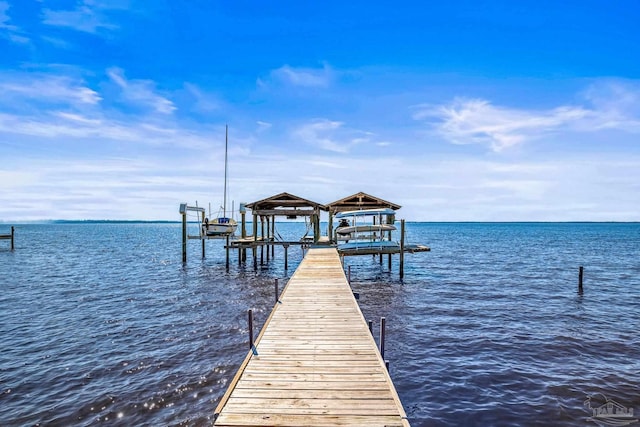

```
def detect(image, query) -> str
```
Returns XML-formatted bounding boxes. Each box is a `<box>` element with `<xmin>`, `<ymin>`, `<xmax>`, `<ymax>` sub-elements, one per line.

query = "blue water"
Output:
<box><xmin>1</xmin><ymin>222</ymin><xmax>639</xmax><ymax>426</ymax></box>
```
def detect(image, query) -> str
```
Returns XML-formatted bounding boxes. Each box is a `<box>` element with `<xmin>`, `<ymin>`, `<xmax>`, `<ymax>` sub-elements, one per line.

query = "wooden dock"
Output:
<box><xmin>214</xmin><ymin>248</ymin><xmax>410</xmax><ymax>427</ymax></box>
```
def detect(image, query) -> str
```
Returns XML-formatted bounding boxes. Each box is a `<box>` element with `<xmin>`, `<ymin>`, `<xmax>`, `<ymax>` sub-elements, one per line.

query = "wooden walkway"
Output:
<box><xmin>214</xmin><ymin>248</ymin><xmax>409</xmax><ymax>427</ymax></box>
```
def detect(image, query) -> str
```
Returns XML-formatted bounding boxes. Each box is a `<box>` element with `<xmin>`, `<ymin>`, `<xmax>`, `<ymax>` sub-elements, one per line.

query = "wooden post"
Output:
<box><xmin>11</xmin><ymin>226</ymin><xmax>15</xmax><ymax>251</ymax></box>
<box><xmin>241</xmin><ymin>211</ymin><xmax>246</xmax><ymax>238</ymax></box>
<box><xmin>275</xmin><ymin>278</ymin><xmax>279</xmax><ymax>303</ymax></box>
<box><xmin>181</xmin><ymin>212</ymin><xmax>187</xmax><ymax>263</ymax></box>
<box><xmin>248</xmin><ymin>309</ymin><xmax>254</xmax><ymax>349</ymax></box>
<box><xmin>328</xmin><ymin>213</ymin><xmax>333</xmax><ymax>244</ymax></box>
<box><xmin>253</xmin><ymin>213</ymin><xmax>258</xmax><ymax>241</ymax></box>
<box><xmin>225</xmin><ymin>235</ymin><xmax>230</xmax><ymax>270</ymax></box>
<box><xmin>271</xmin><ymin>216</ymin><xmax>275</xmax><ymax>257</ymax></box>
<box><xmin>260</xmin><ymin>216</ymin><xmax>264</xmax><ymax>265</ymax></box>
<box><xmin>284</xmin><ymin>244</ymin><xmax>289</xmax><ymax>270</ymax></box>
<box><xmin>368</xmin><ymin>320</ymin><xmax>373</xmax><ymax>334</ymax></box>
<box><xmin>380</xmin><ymin>317</ymin><xmax>386</xmax><ymax>359</ymax></box>
<box><xmin>253</xmin><ymin>246</ymin><xmax>257</xmax><ymax>271</ymax></box>
<box><xmin>399</xmin><ymin>219</ymin><xmax>405</xmax><ymax>279</ymax></box>
<box><xmin>579</xmin><ymin>266</ymin><xmax>584</xmax><ymax>293</ymax></box>
<box><xmin>238</xmin><ymin>244</ymin><xmax>242</xmax><ymax>265</ymax></box>
<box><xmin>348</xmin><ymin>265</ymin><xmax>351</xmax><ymax>284</ymax></box>
<box><xmin>201</xmin><ymin>211</ymin><xmax>206</xmax><ymax>258</ymax></box>
<box><xmin>266</xmin><ymin>217</ymin><xmax>270</xmax><ymax>262</ymax></box>
<box><xmin>388</xmin><ymin>253</ymin><xmax>392</xmax><ymax>271</ymax></box>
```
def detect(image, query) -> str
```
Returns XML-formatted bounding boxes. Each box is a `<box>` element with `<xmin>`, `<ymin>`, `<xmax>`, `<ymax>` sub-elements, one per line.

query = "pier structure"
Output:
<box><xmin>180</xmin><ymin>191</ymin><xmax>429</xmax><ymax>277</ymax></box>
<box><xmin>0</xmin><ymin>226</ymin><xmax>15</xmax><ymax>250</ymax></box>
<box><xmin>228</xmin><ymin>192</ymin><xmax>328</xmax><ymax>269</ymax></box>
<box><xmin>326</xmin><ymin>191</ymin><xmax>401</xmax><ymax>244</ymax></box>
<box><xmin>214</xmin><ymin>248</ymin><xmax>410</xmax><ymax>426</ymax></box>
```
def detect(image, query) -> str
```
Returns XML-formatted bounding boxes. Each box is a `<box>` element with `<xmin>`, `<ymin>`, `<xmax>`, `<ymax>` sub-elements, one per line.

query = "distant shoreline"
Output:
<box><xmin>1</xmin><ymin>220</ymin><xmax>638</xmax><ymax>225</ymax></box>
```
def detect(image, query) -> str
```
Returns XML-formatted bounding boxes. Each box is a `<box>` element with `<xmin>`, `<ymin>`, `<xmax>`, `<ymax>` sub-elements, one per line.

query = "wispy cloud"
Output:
<box><xmin>42</xmin><ymin>0</ymin><xmax>129</xmax><ymax>34</ymax></box>
<box><xmin>182</xmin><ymin>83</ymin><xmax>222</xmax><ymax>113</ymax></box>
<box><xmin>0</xmin><ymin>73</ymin><xmax>101</xmax><ymax>106</ymax></box>
<box><xmin>0</xmin><ymin>1</ymin><xmax>29</xmax><ymax>43</ymax></box>
<box><xmin>294</xmin><ymin>119</ymin><xmax>346</xmax><ymax>152</ymax></box>
<box><xmin>414</xmin><ymin>98</ymin><xmax>590</xmax><ymax>152</ymax></box>
<box><xmin>107</xmin><ymin>67</ymin><xmax>176</xmax><ymax>114</ymax></box>
<box><xmin>256</xmin><ymin>121</ymin><xmax>272</xmax><ymax>132</ymax></box>
<box><xmin>415</xmin><ymin>80</ymin><xmax>640</xmax><ymax>152</ymax></box>
<box><xmin>260</xmin><ymin>63</ymin><xmax>334</xmax><ymax>88</ymax></box>
<box><xmin>0</xmin><ymin>111</ymin><xmax>207</xmax><ymax>149</ymax></box>
<box><xmin>292</xmin><ymin>119</ymin><xmax>387</xmax><ymax>153</ymax></box>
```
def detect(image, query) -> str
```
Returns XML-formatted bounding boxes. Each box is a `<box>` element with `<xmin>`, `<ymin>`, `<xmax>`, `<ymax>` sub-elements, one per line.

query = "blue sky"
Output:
<box><xmin>1</xmin><ymin>0</ymin><xmax>639</xmax><ymax>221</ymax></box>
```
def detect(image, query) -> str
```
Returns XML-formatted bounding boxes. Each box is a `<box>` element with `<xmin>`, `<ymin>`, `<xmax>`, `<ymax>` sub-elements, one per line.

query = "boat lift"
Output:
<box><xmin>179</xmin><ymin>203</ymin><xmax>207</xmax><ymax>262</ymax></box>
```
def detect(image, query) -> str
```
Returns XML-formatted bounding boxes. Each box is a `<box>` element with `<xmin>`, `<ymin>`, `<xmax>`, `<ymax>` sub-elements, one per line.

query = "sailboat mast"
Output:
<box><xmin>223</xmin><ymin>124</ymin><xmax>228</xmax><ymax>217</ymax></box>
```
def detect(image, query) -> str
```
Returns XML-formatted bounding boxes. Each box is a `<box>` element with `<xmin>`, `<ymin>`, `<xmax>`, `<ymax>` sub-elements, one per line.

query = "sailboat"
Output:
<box><xmin>203</xmin><ymin>125</ymin><xmax>238</xmax><ymax>237</ymax></box>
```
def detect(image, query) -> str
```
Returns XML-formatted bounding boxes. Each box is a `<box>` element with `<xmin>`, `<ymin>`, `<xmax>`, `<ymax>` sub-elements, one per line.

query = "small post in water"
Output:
<box><xmin>348</xmin><ymin>265</ymin><xmax>351</xmax><ymax>284</ymax></box>
<box><xmin>225</xmin><ymin>235</ymin><xmax>230</xmax><ymax>270</ymax></box>
<box><xmin>380</xmin><ymin>317</ymin><xmax>386</xmax><ymax>359</ymax></box>
<box><xmin>368</xmin><ymin>320</ymin><xmax>373</xmax><ymax>334</ymax></box>
<box><xmin>284</xmin><ymin>244</ymin><xmax>289</xmax><ymax>270</ymax></box>
<box><xmin>248</xmin><ymin>309</ymin><xmax>254</xmax><ymax>349</ymax></box>
<box><xmin>275</xmin><ymin>278</ymin><xmax>279</xmax><ymax>303</ymax></box>
<box><xmin>11</xmin><ymin>226</ymin><xmax>15</xmax><ymax>251</ymax></box>
<box><xmin>578</xmin><ymin>266</ymin><xmax>584</xmax><ymax>293</ymax></box>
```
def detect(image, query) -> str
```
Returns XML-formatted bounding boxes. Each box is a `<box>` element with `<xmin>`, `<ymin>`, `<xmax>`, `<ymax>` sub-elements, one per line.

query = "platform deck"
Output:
<box><xmin>214</xmin><ymin>248</ymin><xmax>409</xmax><ymax>427</ymax></box>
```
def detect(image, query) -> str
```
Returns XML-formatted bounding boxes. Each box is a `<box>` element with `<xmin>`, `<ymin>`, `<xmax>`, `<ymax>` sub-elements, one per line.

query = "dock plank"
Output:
<box><xmin>213</xmin><ymin>248</ymin><xmax>409</xmax><ymax>427</ymax></box>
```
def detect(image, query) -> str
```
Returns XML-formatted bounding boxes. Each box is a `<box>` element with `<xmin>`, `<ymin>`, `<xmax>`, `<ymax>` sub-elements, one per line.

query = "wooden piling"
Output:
<box><xmin>248</xmin><ymin>309</ymin><xmax>254</xmax><ymax>349</ymax></box>
<box><xmin>380</xmin><ymin>316</ymin><xmax>386</xmax><ymax>359</ymax></box>
<box><xmin>399</xmin><ymin>219</ymin><xmax>405</xmax><ymax>279</ymax></box>
<box><xmin>284</xmin><ymin>244</ymin><xmax>289</xmax><ymax>270</ymax></box>
<box><xmin>271</xmin><ymin>218</ymin><xmax>275</xmax><ymax>257</ymax></box>
<box><xmin>201</xmin><ymin>211</ymin><xmax>206</xmax><ymax>258</ymax></box>
<box><xmin>260</xmin><ymin>216</ymin><xmax>265</xmax><ymax>265</ymax></box>
<box><xmin>181</xmin><ymin>212</ymin><xmax>187</xmax><ymax>263</ymax></box>
<box><xmin>253</xmin><ymin>247</ymin><xmax>257</xmax><ymax>271</ymax></box>
<box><xmin>275</xmin><ymin>278</ymin><xmax>279</xmax><ymax>303</ymax></box>
<box><xmin>225</xmin><ymin>235</ymin><xmax>230</xmax><ymax>270</ymax></box>
<box><xmin>579</xmin><ymin>266</ymin><xmax>584</xmax><ymax>293</ymax></box>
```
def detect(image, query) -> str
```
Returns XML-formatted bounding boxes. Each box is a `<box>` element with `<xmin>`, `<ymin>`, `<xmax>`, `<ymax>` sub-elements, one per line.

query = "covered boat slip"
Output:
<box><xmin>214</xmin><ymin>248</ymin><xmax>410</xmax><ymax>427</ymax></box>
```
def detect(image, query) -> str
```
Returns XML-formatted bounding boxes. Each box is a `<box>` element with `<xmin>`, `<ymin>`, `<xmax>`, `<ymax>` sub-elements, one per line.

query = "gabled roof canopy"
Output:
<box><xmin>245</xmin><ymin>192</ymin><xmax>327</xmax><ymax>216</ymax></box>
<box><xmin>326</xmin><ymin>191</ymin><xmax>401</xmax><ymax>213</ymax></box>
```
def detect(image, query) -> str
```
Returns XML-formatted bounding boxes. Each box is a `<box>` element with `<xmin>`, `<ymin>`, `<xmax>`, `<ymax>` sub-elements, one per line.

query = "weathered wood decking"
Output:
<box><xmin>214</xmin><ymin>248</ymin><xmax>409</xmax><ymax>427</ymax></box>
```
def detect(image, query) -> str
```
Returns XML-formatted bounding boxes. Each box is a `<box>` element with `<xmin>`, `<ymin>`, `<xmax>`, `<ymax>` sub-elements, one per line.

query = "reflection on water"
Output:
<box><xmin>0</xmin><ymin>222</ymin><xmax>639</xmax><ymax>426</ymax></box>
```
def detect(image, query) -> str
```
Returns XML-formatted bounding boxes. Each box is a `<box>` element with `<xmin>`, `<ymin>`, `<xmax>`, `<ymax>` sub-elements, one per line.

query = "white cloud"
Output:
<box><xmin>42</xmin><ymin>0</ymin><xmax>128</xmax><ymax>33</ymax></box>
<box><xmin>183</xmin><ymin>83</ymin><xmax>222</xmax><ymax>113</ymax></box>
<box><xmin>292</xmin><ymin>119</ymin><xmax>387</xmax><ymax>153</ymax></box>
<box><xmin>0</xmin><ymin>1</ymin><xmax>29</xmax><ymax>43</ymax></box>
<box><xmin>414</xmin><ymin>98</ymin><xmax>590</xmax><ymax>152</ymax></box>
<box><xmin>0</xmin><ymin>74</ymin><xmax>101</xmax><ymax>106</ymax></box>
<box><xmin>264</xmin><ymin>64</ymin><xmax>334</xmax><ymax>88</ymax></box>
<box><xmin>416</xmin><ymin>80</ymin><xmax>640</xmax><ymax>152</ymax></box>
<box><xmin>0</xmin><ymin>111</ymin><xmax>207</xmax><ymax>149</ymax></box>
<box><xmin>256</xmin><ymin>121</ymin><xmax>272</xmax><ymax>132</ymax></box>
<box><xmin>107</xmin><ymin>67</ymin><xmax>176</xmax><ymax>114</ymax></box>
<box><xmin>293</xmin><ymin>119</ymin><xmax>347</xmax><ymax>153</ymax></box>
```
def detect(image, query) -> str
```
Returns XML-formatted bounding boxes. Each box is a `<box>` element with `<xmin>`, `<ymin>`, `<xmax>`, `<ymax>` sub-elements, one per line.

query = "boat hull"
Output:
<box><xmin>203</xmin><ymin>218</ymin><xmax>238</xmax><ymax>237</ymax></box>
<box><xmin>337</xmin><ymin>240</ymin><xmax>400</xmax><ymax>251</ymax></box>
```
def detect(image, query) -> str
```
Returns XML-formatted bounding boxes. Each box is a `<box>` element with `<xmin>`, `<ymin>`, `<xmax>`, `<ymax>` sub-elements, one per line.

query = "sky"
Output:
<box><xmin>1</xmin><ymin>0</ymin><xmax>639</xmax><ymax>221</ymax></box>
